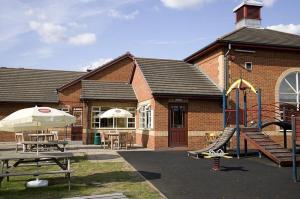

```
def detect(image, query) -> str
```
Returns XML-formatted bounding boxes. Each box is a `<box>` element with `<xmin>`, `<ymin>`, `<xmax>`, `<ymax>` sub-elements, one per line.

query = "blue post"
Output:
<box><xmin>257</xmin><ymin>89</ymin><xmax>262</xmax><ymax>130</ymax></box>
<box><xmin>236</xmin><ymin>89</ymin><xmax>240</xmax><ymax>159</ymax></box>
<box><xmin>292</xmin><ymin>116</ymin><xmax>298</xmax><ymax>182</ymax></box>
<box><xmin>244</xmin><ymin>92</ymin><xmax>247</xmax><ymax>127</ymax></box>
<box><xmin>223</xmin><ymin>90</ymin><xmax>227</xmax><ymax>128</ymax></box>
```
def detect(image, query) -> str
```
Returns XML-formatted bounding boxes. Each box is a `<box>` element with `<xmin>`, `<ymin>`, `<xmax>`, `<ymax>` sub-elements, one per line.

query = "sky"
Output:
<box><xmin>0</xmin><ymin>0</ymin><xmax>299</xmax><ymax>71</ymax></box>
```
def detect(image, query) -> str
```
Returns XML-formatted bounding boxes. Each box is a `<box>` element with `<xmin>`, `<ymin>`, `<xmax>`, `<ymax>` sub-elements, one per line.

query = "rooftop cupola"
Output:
<box><xmin>233</xmin><ymin>0</ymin><xmax>263</xmax><ymax>29</ymax></box>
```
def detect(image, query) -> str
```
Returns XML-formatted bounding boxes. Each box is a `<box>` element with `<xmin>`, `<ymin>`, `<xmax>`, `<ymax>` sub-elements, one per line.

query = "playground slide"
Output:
<box><xmin>188</xmin><ymin>127</ymin><xmax>236</xmax><ymax>158</ymax></box>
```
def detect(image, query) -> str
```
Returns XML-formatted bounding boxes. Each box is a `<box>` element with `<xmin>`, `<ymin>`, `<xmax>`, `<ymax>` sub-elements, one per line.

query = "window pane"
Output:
<box><xmin>279</xmin><ymin>94</ymin><xmax>297</xmax><ymax>103</ymax></box>
<box><xmin>100</xmin><ymin>118</ymin><xmax>113</xmax><ymax>128</ymax></box>
<box><xmin>116</xmin><ymin>118</ymin><xmax>126</xmax><ymax>128</ymax></box>
<box><xmin>285</xmin><ymin>73</ymin><xmax>297</xmax><ymax>89</ymax></box>
<box><xmin>280</xmin><ymin>80</ymin><xmax>295</xmax><ymax>94</ymax></box>
<box><xmin>128</xmin><ymin>123</ymin><xmax>135</xmax><ymax>128</ymax></box>
<box><xmin>171</xmin><ymin>106</ymin><xmax>184</xmax><ymax>128</ymax></box>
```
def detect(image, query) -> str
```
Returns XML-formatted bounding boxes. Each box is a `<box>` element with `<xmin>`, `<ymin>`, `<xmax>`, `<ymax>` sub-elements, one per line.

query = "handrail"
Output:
<box><xmin>225</xmin><ymin>102</ymin><xmax>297</xmax><ymax>127</ymax></box>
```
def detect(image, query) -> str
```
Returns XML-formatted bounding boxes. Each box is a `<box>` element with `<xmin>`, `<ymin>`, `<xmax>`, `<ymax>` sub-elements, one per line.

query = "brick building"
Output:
<box><xmin>1</xmin><ymin>0</ymin><xmax>300</xmax><ymax>150</ymax></box>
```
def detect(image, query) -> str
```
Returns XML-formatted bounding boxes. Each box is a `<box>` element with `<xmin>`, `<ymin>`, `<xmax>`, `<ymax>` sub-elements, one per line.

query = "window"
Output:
<box><xmin>279</xmin><ymin>72</ymin><xmax>300</xmax><ymax>110</ymax></box>
<box><xmin>73</xmin><ymin>108</ymin><xmax>83</xmax><ymax>126</ymax></box>
<box><xmin>139</xmin><ymin>105</ymin><xmax>152</xmax><ymax>129</ymax></box>
<box><xmin>245</xmin><ymin>62</ymin><xmax>253</xmax><ymax>71</ymax></box>
<box><xmin>91</xmin><ymin>107</ymin><xmax>136</xmax><ymax>129</ymax></box>
<box><xmin>58</xmin><ymin>106</ymin><xmax>70</xmax><ymax>113</ymax></box>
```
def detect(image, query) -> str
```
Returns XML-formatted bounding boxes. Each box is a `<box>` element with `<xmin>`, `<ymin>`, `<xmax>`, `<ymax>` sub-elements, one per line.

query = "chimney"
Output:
<box><xmin>233</xmin><ymin>0</ymin><xmax>263</xmax><ymax>29</ymax></box>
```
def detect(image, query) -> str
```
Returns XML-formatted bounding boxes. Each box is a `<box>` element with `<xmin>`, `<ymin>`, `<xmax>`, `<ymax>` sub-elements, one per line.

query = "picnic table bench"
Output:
<box><xmin>0</xmin><ymin>152</ymin><xmax>73</xmax><ymax>190</ymax></box>
<box><xmin>20</xmin><ymin>140</ymin><xmax>69</xmax><ymax>152</ymax></box>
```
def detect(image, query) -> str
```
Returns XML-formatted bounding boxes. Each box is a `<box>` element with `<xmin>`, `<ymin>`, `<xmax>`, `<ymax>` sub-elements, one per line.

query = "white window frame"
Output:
<box><xmin>279</xmin><ymin>71</ymin><xmax>300</xmax><ymax>110</ymax></box>
<box><xmin>58</xmin><ymin>105</ymin><xmax>70</xmax><ymax>113</ymax></box>
<box><xmin>91</xmin><ymin>106</ymin><xmax>136</xmax><ymax>129</ymax></box>
<box><xmin>244</xmin><ymin>62</ymin><xmax>253</xmax><ymax>71</ymax></box>
<box><xmin>139</xmin><ymin>104</ymin><xmax>153</xmax><ymax>130</ymax></box>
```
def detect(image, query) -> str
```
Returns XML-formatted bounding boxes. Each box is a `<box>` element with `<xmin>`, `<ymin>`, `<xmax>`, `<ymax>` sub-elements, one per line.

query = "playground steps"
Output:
<box><xmin>241</xmin><ymin>129</ymin><xmax>293</xmax><ymax>167</ymax></box>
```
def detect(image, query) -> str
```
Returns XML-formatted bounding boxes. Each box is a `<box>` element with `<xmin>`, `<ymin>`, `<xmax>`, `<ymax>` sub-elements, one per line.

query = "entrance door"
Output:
<box><xmin>169</xmin><ymin>104</ymin><xmax>188</xmax><ymax>147</ymax></box>
<box><xmin>71</xmin><ymin>108</ymin><xmax>83</xmax><ymax>141</ymax></box>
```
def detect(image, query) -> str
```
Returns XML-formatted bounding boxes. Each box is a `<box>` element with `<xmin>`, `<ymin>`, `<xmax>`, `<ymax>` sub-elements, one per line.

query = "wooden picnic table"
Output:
<box><xmin>0</xmin><ymin>152</ymin><xmax>73</xmax><ymax>190</ymax></box>
<box><xmin>21</xmin><ymin>140</ymin><xmax>68</xmax><ymax>152</ymax></box>
<box><xmin>28</xmin><ymin>133</ymin><xmax>55</xmax><ymax>141</ymax></box>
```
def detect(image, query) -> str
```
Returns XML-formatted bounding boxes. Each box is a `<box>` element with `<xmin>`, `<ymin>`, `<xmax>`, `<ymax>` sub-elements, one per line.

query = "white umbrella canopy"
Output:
<box><xmin>98</xmin><ymin>108</ymin><xmax>133</xmax><ymax>129</ymax></box>
<box><xmin>99</xmin><ymin>108</ymin><xmax>132</xmax><ymax>119</ymax></box>
<box><xmin>0</xmin><ymin>106</ymin><xmax>76</xmax><ymax>132</ymax></box>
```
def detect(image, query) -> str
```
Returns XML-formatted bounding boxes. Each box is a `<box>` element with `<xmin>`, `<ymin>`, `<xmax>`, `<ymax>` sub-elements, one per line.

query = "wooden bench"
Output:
<box><xmin>0</xmin><ymin>152</ymin><xmax>73</xmax><ymax>190</ymax></box>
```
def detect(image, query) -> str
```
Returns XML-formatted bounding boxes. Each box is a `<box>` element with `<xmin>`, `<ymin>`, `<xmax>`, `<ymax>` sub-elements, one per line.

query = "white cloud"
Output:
<box><xmin>267</xmin><ymin>24</ymin><xmax>300</xmax><ymax>35</ymax></box>
<box><xmin>81</xmin><ymin>58</ymin><xmax>113</xmax><ymax>71</ymax></box>
<box><xmin>263</xmin><ymin>0</ymin><xmax>278</xmax><ymax>7</ymax></box>
<box><xmin>24</xmin><ymin>9</ymin><xmax>34</xmax><ymax>16</ymax></box>
<box><xmin>68</xmin><ymin>33</ymin><xmax>97</xmax><ymax>46</ymax></box>
<box><xmin>29</xmin><ymin>21</ymin><xmax>66</xmax><ymax>43</ymax></box>
<box><xmin>160</xmin><ymin>0</ymin><xmax>214</xmax><ymax>10</ymax></box>
<box><xmin>20</xmin><ymin>47</ymin><xmax>54</xmax><ymax>59</ymax></box>
<box><xmin>107</xmin><ymin>9</ymin><xmax>139</xmax><ymax>20</ymax></box>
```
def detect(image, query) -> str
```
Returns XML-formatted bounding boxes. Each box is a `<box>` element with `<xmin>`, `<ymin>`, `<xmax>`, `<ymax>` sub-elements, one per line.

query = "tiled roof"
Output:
<box><xmin>185</xmin><ymin>27</ymin><xmax>300</xmax><ymax>62</ymax></box>
<box><xmin>220</xmin><ymin>27</ymin><xmax>300</xmax><ymax>48</ymax></box>
<box><xmin>135</xmin><ymin>57</ymin><xmax>222</xmax><ymax>97</ymax></box>
<box><xmin>81</xmin><ymin>80</ymin><xmax>137</xmax><ymax>100</ymax></box>
<box><xmin>0</xmin><ymin>67</ymin><xmax>85</xmax><ymax>103</ymax></box>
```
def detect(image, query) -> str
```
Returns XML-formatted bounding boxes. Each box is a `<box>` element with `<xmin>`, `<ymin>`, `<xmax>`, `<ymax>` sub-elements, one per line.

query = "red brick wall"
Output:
<box><xmin>154</xmin><ymin>98</ymin><xmax>169</xmax><ymax>131</ymax></box>
<box><xmin>87</xmin><ymin>57</ymin><xmax>134</xmax><ymax>82</ymax></box>
<box><xmin>228</xmin><ymin>49</ymin><xmax>300</xmax><ymax>129</ymax></box>
<box><xmin>59</xmin><ymin>82</ymin><xmax>82</xmax><ymax>107</ymax></box>
<box><xmin>131</xmin><ymin>64</ymin><xmax>153</xmax><ymax>102</ymax></box>
<box><xmin>188</xmin><ymin>99</ymin><xmax>223</xmax><ymax>131</ymax></box>
<box><xmin>193</xmin><ymin>49</ymin><xmax>224</xmax><ymax>88</ymax></box>
<box><xmin>154</xmin><ymin>98</ymin><xmax>222</xmax><ymax>132</ymax></box>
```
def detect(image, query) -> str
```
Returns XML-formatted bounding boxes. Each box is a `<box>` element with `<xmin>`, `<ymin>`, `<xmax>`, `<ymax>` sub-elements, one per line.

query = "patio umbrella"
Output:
<box><xmin>0</xmin><ymin>106</ymin><xmax>76</xmax><ymax>132</ymax></box>
<box><xmin>98</xmin><ymin>108</ymin><xmax>132</xmax><ymax>129</ymax></box>
<box><xmin>0</xmin><ymin>106</ymin><xmax>76</xmax><ymax>188</ymax></box>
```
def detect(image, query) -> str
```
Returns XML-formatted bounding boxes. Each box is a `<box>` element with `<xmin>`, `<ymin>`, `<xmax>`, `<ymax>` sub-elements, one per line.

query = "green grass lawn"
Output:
<box><xmin>0</xmin><ymin>156</ymin><xmax>162</xmax><ymax>199</ymax></box>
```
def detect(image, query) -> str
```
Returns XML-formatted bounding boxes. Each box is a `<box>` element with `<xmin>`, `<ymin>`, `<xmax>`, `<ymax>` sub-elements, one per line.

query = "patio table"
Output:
<box><xmin>0</xmin><ymin>152</ymin><xmax>73</xmax><ymax>190</ymax></box>
<box><xmin>106</xmin><ymin>132</ymin><xmax>128</xmax><ymax>150</ymax></box>
<box><xmin>28</xmin><ymin>133</ymin><xmax>55</xmax><ymax>141</ymax></box>
<box><xmin>21</xmin><ymin>140</ymin><xmax>68</xmax><ymax>152</ymax></box>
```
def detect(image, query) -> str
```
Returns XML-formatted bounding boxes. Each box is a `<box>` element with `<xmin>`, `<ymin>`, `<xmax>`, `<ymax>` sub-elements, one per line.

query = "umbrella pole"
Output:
<box><xmin>113</xmin><ymin>117</ymin><xmax>115</xmax><ymax>129</ymax></box>
<box><xmin>65</xmin><ymin>126</ymin><xmax>67</xmax><ymax>141</ymax></box>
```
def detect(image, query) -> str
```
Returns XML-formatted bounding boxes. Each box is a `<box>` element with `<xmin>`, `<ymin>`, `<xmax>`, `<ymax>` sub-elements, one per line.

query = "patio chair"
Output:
<box><xmin>127</xmin><ymin>131</ymin><xmax>136</xmax><ymax>148</ymax></box>
<box><xmin>50</xmin><ymin>131</ymin><xmax>59</xmax><ymax>141</ymax></box>
<box><xmin>113</xmin><ymin>132</ymin><xmax>128</xmax><ymax>150</ymax></box>
<box><xmin>100</xmin><ymin>132</ymin><xmax>111</xmax><ymax>149</ymax></box>
<box><xmin>15</xmin><ymin>132</ymin><xmax>25</xmax><ymax>152</ymax></box>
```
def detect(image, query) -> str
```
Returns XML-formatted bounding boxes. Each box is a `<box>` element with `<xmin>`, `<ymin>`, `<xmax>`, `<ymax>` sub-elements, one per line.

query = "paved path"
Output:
<box><xmin>0</xmin><ymin>143</ymin><xmax>126</xmax><ymax>163</ymax></box>
<box><xmin>119</xmin><ymin>151</ymin><xmax>300</xmax><ymax>199</ymax></box>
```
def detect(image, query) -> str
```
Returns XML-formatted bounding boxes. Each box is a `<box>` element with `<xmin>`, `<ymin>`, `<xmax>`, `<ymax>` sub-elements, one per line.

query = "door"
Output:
<box><xmin>169</xmin><ymin>104</ymin><xmax>188</xmax><ymax>147</ymax></box>
<box><xmin>71</xmin><ymin>108</ymin><xmax>83</xmax><ymax>141</ymax></box>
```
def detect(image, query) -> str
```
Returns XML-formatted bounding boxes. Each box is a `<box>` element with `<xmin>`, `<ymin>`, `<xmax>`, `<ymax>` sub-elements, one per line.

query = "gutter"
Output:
<box><xmin>224</xmin><ymin>43</ymin><xmax>232</xmax><ymax>91</ymax></box>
